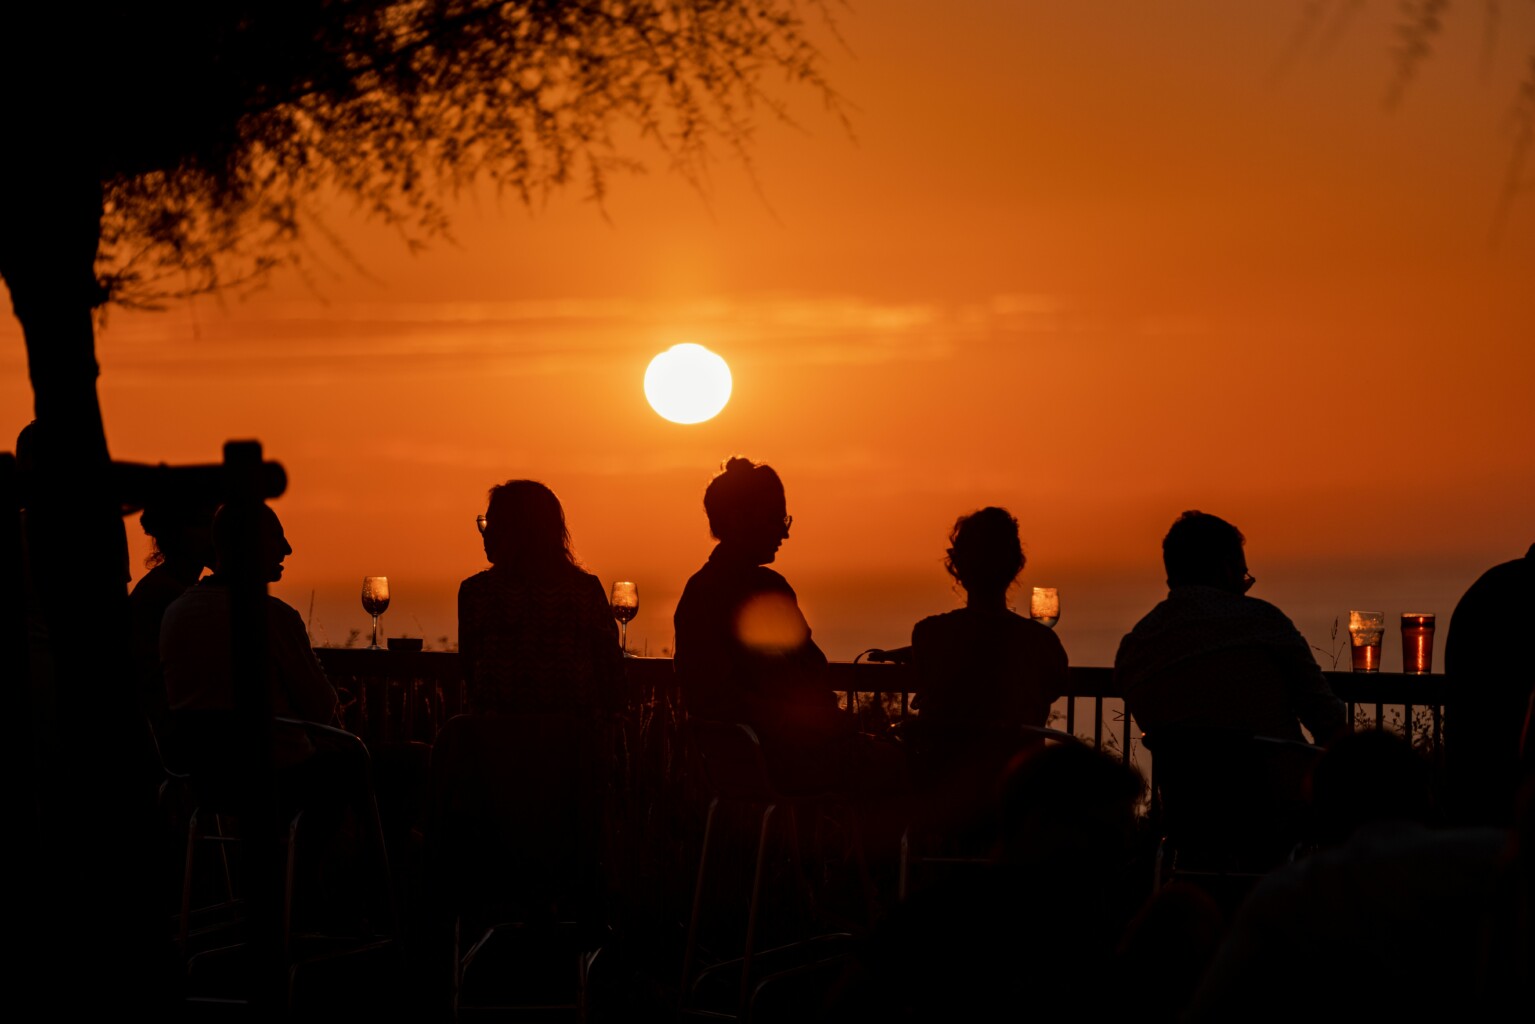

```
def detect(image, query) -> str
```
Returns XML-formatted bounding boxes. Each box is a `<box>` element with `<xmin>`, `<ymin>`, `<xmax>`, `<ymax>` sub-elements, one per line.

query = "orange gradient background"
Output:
<box><xmin>4</xmin><ymin>2</ymin><xmax>1532</xmax><ymax>667</ymax></box>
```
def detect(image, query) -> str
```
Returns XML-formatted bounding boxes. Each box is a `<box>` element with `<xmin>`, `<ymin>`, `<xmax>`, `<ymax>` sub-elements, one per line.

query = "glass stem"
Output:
<box><xmin>619</xmin><ymin>621</ymin><xmax>628</xmax><ymax>657</ymax></box>
<box><xmin>371</xmin><ymin>615</ymin><xmax>380</xmax><ymax>649</ymax></box>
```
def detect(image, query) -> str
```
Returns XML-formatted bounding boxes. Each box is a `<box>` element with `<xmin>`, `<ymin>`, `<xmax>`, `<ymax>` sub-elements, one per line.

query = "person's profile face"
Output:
<box><xmin>1227</xmin><ymin>550</ymin><xmax>1254</xmax><ymax>595</ymax></box>
<box><xmin>732</xmin><ymin>494</ymin><xmax>790</xmax><ymax>565</ymax></box>
<box><xmin>259</xmin><ymin>512</ymin><xmax>292</xmax><ymax>583</ymax></box>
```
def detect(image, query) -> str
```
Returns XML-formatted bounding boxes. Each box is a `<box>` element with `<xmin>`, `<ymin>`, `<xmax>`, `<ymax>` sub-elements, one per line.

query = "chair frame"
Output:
<box><xmin>166</xmin><ymin>717</ymin><xmax>401</xmax><ymax>1012</ymax></box>
<box><xmin>1144</xmin><ymin>728</ymin><xmax>1322</xmax><ymax>896</ymax></box>
<box><xmin>428</xmin><ymin>712</ymin><xmax>611</xmax><ymax>1023</ymax></box>
<box><xmin>896</xmin><ymin>725</ymin><xmax>1082</xmax><ymax>902</ymax></box>
<box><xmin>678</xmin><ymin>719</ymin><xmax>861</xmax><ymax>1022</ymax></box>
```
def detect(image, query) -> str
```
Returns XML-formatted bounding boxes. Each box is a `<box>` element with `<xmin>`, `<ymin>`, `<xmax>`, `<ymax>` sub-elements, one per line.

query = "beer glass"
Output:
<box><xmin>1347</xmin><ymin>610</ymin><xmax>1384</xmax><ymax>673</ymax></box>
<box><xmin>1401</xmin><ymin>612</ymin><xmax>1436</xmax><ymax>674</ymax></box>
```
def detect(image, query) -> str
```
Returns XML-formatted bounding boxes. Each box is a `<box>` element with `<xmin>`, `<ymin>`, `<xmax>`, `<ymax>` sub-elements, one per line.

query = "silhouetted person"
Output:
<box><xmin>129</xmin><ymin>495</ymin><xmax>218</xmax><ymax>742</ymax></box>
<box><xmin>160</xmin><ymin>501</ymin><xmax>339</xmax><ymax>769</ymax></box>
<box><xmin>1116</xmin><ymin>510</ymin><xmax>1345</xmax><ymax>745</ymax></box>
<box><xmin>1187</xmin><ymin>731</ymin><xmax>1507</xmax><ymax>1021</ymax></box>
<box><xmin>457</xmin><ymin>479</ymin><xmax>624</xmax><ymax>716</ymax></box>
<box><xmin>1445</xmin><ymin>542</ymin><xmax>1535</xmax><ymax>826</ymax></box>
<box><xmin>907</xmin><ymin>506</ymin><xmax>1067</xmax><ymax>807</ymax></box>
<box><xmin>1474</xmin><ymin>687</ymin><xmax>1535</xmax><ymax>1005</ymax></box>
<box><xmin>831</xmin><ymin>741</ymin><xmax>1145</xmax><ymax>1021</ymax></box>
<box><xmin>674</xmin><ymin>457</ymin><xmax>871</xmax><ymax>794</ymax></box>
<box><xmin>161</xmin><ymin>502</ymin><xmax>395</xmax><ymax>938</ymax></box>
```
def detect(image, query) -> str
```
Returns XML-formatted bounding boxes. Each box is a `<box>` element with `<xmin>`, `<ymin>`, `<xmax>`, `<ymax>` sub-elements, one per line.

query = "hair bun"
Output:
<box><xmin>723</xmin><ymin>456</ymin><xmax>756</xmax><ymax>474</ymax></box>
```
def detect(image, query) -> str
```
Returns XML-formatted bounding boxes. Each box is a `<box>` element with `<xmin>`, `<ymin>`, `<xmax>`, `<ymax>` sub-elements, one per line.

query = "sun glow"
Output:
<box><xmin>644</xmin><ymin>343</ymin><xmax>732</xmax><ymax>424</ymax></box>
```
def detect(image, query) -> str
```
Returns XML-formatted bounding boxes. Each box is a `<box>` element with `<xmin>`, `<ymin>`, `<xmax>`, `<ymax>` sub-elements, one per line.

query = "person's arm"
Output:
<box><xmin>456</xmin><ymin>578</ymin><xmax>479</xmax><ymax>686</ymax></box>
<box><xmin>1042</xmin><ymin>629</ymin><xmax>1070</xmax><ymax>704</ymax></box>
<box><xmin>1274</xmin><ymin>620</ymin><xmax>1347</xmax><ymax>744</ymax></box>
<box><xmin>673</xmin><ymin>581</ymin><xmax>737</xmax><ymax>721</ymax></box>
<box><xmin>272</xmin><ymin>600</ymin><xmax>340</xmax><ymax>725</ymax></box>
<box><xmin>910</xmin><ymin>617</ymin><xmax>938</xmax><ymax>710</ymax></box>
<box><xmin>584</xmin><ymin>574</ymin><xmax>626</xmax><ymax>716</ymax></box>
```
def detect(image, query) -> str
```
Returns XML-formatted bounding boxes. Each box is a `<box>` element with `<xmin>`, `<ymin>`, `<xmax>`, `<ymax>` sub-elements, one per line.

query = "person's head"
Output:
<box><xmin>480</xmin><ymin>479</ymin><xmax>578</xmax><ymax>574</ymax></box>
<box><xmin>139</xmin><ymin>496</ymin><xmax>218</xmax><ymax>571</ymax></box>
<box><xmin>1307</xmin><ymin>730</ymin><xmax>1434</xmax><ymax>846</ymax></box>
<box><xmin>996</xmin><ymin>741</ymin><xmax>1147</xmax><ymax>871</ymax></box>
<box><xmin>945</xmin><ymin>506</ymin><xmax>1025</xmax><ymax>600</ymax></box>
<box><xmin>211</xmin><ymin>501</ymin><xmax>291</xmax><ymax>583</ymax></box>
<box><xmin>1162</xmin><ymin>510</ymin><xmax>1252</xmax><ymax>593</ymax></box>
<box><xmin>703</xmin><ymin>456</ymin><xmax>789</xmax><ymax>564</ymax></box>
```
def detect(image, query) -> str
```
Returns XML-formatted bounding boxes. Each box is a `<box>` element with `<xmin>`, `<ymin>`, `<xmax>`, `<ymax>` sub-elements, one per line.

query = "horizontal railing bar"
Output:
<box><xmin>315</xmin><ymin>649</ymin><xmax>1452</xmax><ymax>706</ymax></box>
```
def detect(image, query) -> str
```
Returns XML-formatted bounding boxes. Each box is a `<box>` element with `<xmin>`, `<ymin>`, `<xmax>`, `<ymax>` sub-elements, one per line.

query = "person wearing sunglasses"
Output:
<box><xmin>459</xmin><ymin>479</ymin><xmax>624</xmax><ymax>717</ymax></box>
<box><xmin>674</xmin><ymin>456</ymin><xmax>900</xmax><ymax>796</ymax></box>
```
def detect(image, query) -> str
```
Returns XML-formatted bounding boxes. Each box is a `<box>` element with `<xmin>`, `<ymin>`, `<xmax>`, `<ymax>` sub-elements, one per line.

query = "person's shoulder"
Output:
<box><xmin>914</xmin><ymin>609</ymin><xmax>960</xmax><ymax>632</ymax></box>
<box><xmin>1240</xmin><ymin>594</ymin><xmax>1301</xmax><ymax>628</ymax></box>
<box><xmin>746</xmin><ymin>564</ymin><xmax>795</xmax><ymax>595</ymax></box>
<box><xmin>1013</xmin><ymin>611</ymin><xmax>1067</xmax><ymax>646</ymax></box>
<box><xmin>572</xmin><ymin>567</ymin><xmax>608</xmax><ymax>597</ymax></box>
<box><xmin>165</xmin><ymin>578</ymin><xmax>223</xmax><ymax>610</ymax></box>
<box><xmin>458</xmin><ymin>568</ymin><xmax>494</xmax><ymax>593</ymax></box>
<box><xmin>676</xmin><ymin>559</ymin><xmax>714</xmax><ymax>598</ymax></box>
<box><xmin>911</xmin><ymin>609</ymin><xmax>959</xmax><ymax>647</ymax></box>
<box><xmin>1463</xmin><ymin>554</ymin><xmax>1533</xmax><ymax>601</ymax></box>
<box><xmin>160</xmin><ymin>580</ymin><xmax>226</xmax><ymax>637</ymax></box>
<box><xmin>265</xmin><ymin>593</ymin><xmax>307</xmax><ymax>627</ymax></box>
<box><xmin>1117</xmin><ymin>597</ymin><xmax>1170</xmax><ymax>643</ymax></box>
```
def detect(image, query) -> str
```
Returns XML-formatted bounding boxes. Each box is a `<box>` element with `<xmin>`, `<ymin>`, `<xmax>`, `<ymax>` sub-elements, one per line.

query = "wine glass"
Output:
<box><xmin>1029</xmin><ymin>586</ymin><xmax>1060</xmax><ymax>629</ymax></box>
<box><xmin>609</xmin><ymin>581</ymin><xmax>639</xmax><ymax>656</ymax></box>
<box><xmin>362</xmin><ymin>576</ymin><xmax>390</xmax><ymax>650</ymax></box>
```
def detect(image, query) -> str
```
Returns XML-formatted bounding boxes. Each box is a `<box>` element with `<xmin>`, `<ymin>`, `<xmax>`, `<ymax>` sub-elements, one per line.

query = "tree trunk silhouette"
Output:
<box><xmin>1</xmin><ymin>156</ymin><xmax>173</xmax><ymax>1010</ymax></box>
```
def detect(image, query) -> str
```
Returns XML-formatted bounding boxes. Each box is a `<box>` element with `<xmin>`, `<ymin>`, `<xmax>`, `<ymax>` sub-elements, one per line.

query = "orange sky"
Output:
<box><xmin>4</xmin><ymin>1</ymin><xmax>1532</xmax><ymax>666</ymax></box>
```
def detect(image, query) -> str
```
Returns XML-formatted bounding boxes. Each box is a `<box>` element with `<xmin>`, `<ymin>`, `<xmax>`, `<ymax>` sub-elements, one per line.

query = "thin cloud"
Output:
<box><xmin>9</xmin><ymin>292</ymin><xmax>1072</xmax><ymax>385</ymax></box>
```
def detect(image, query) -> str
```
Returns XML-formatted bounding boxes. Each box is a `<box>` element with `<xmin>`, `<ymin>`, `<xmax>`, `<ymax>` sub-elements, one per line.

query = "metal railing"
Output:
<box><xmin>315</xmin><ymin>649</ymin><xmax>1449</xmax><ymax>762</ymax></box>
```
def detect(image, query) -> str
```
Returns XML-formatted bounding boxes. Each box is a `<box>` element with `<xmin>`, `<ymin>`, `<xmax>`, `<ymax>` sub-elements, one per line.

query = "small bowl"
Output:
<box><xmin>387</xmin><ymin>637</ymin><xmax>424</xmax><ymax>652</ymax></box>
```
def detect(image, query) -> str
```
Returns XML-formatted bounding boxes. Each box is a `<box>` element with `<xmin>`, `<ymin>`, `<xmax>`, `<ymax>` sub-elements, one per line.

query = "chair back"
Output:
<box><xmin>427</xmin><ymin>712</ymin><xmax>604</xmax><ymax>923</ymax></box>
<box><xmin>1144</xmin><ymin>726</ymin><xmax>1322</xmax><ymax>869</ymax></box>
<box><xmin>685</xmin><ymin>718</ymin><xmax>779</xmax><ymax>802</ymax></box>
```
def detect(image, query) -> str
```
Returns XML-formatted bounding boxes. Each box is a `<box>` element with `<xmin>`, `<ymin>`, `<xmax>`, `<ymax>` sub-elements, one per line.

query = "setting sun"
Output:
<box><xmin>643</xmin><ymin>343</ymin><xmax>733</xmax><ymax>424</ymax></box>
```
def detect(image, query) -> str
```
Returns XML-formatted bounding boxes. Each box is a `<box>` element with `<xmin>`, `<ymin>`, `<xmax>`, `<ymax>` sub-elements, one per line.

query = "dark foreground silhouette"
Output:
<box><xmin>8</xmin><ymin>446</ymin><xmax>1532</xmax><ymax>1020</ymax></box>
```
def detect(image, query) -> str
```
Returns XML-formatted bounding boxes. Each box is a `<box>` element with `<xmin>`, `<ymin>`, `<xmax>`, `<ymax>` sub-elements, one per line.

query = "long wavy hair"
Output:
<box><xmin>483</xmin><ymin>479</ymin><xmax>581</xmax><ymax>575</ymax></box>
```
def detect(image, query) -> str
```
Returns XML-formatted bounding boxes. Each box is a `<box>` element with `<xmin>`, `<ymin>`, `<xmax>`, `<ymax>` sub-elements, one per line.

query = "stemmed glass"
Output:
<box><xmin>362</xmin><ymin>576</ymin><xmax>390</xmax><ymax>650</ymax></box>
<box><xmin>1029</xmin><ymin>586</ymin><xmax>1060</xmax><ymax>629</ymax></box>
<box><xmin>610</xmin><ymin>581</ymin><xmax>639</xmax><ymax>656</ymax></box>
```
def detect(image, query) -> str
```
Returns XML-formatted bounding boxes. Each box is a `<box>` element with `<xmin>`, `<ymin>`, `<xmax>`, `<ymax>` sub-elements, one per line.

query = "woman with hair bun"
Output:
<box><xmin>909</xmin><ymin>507</ymin><xmax>1068</xmax><ymax>788</ymax></box>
